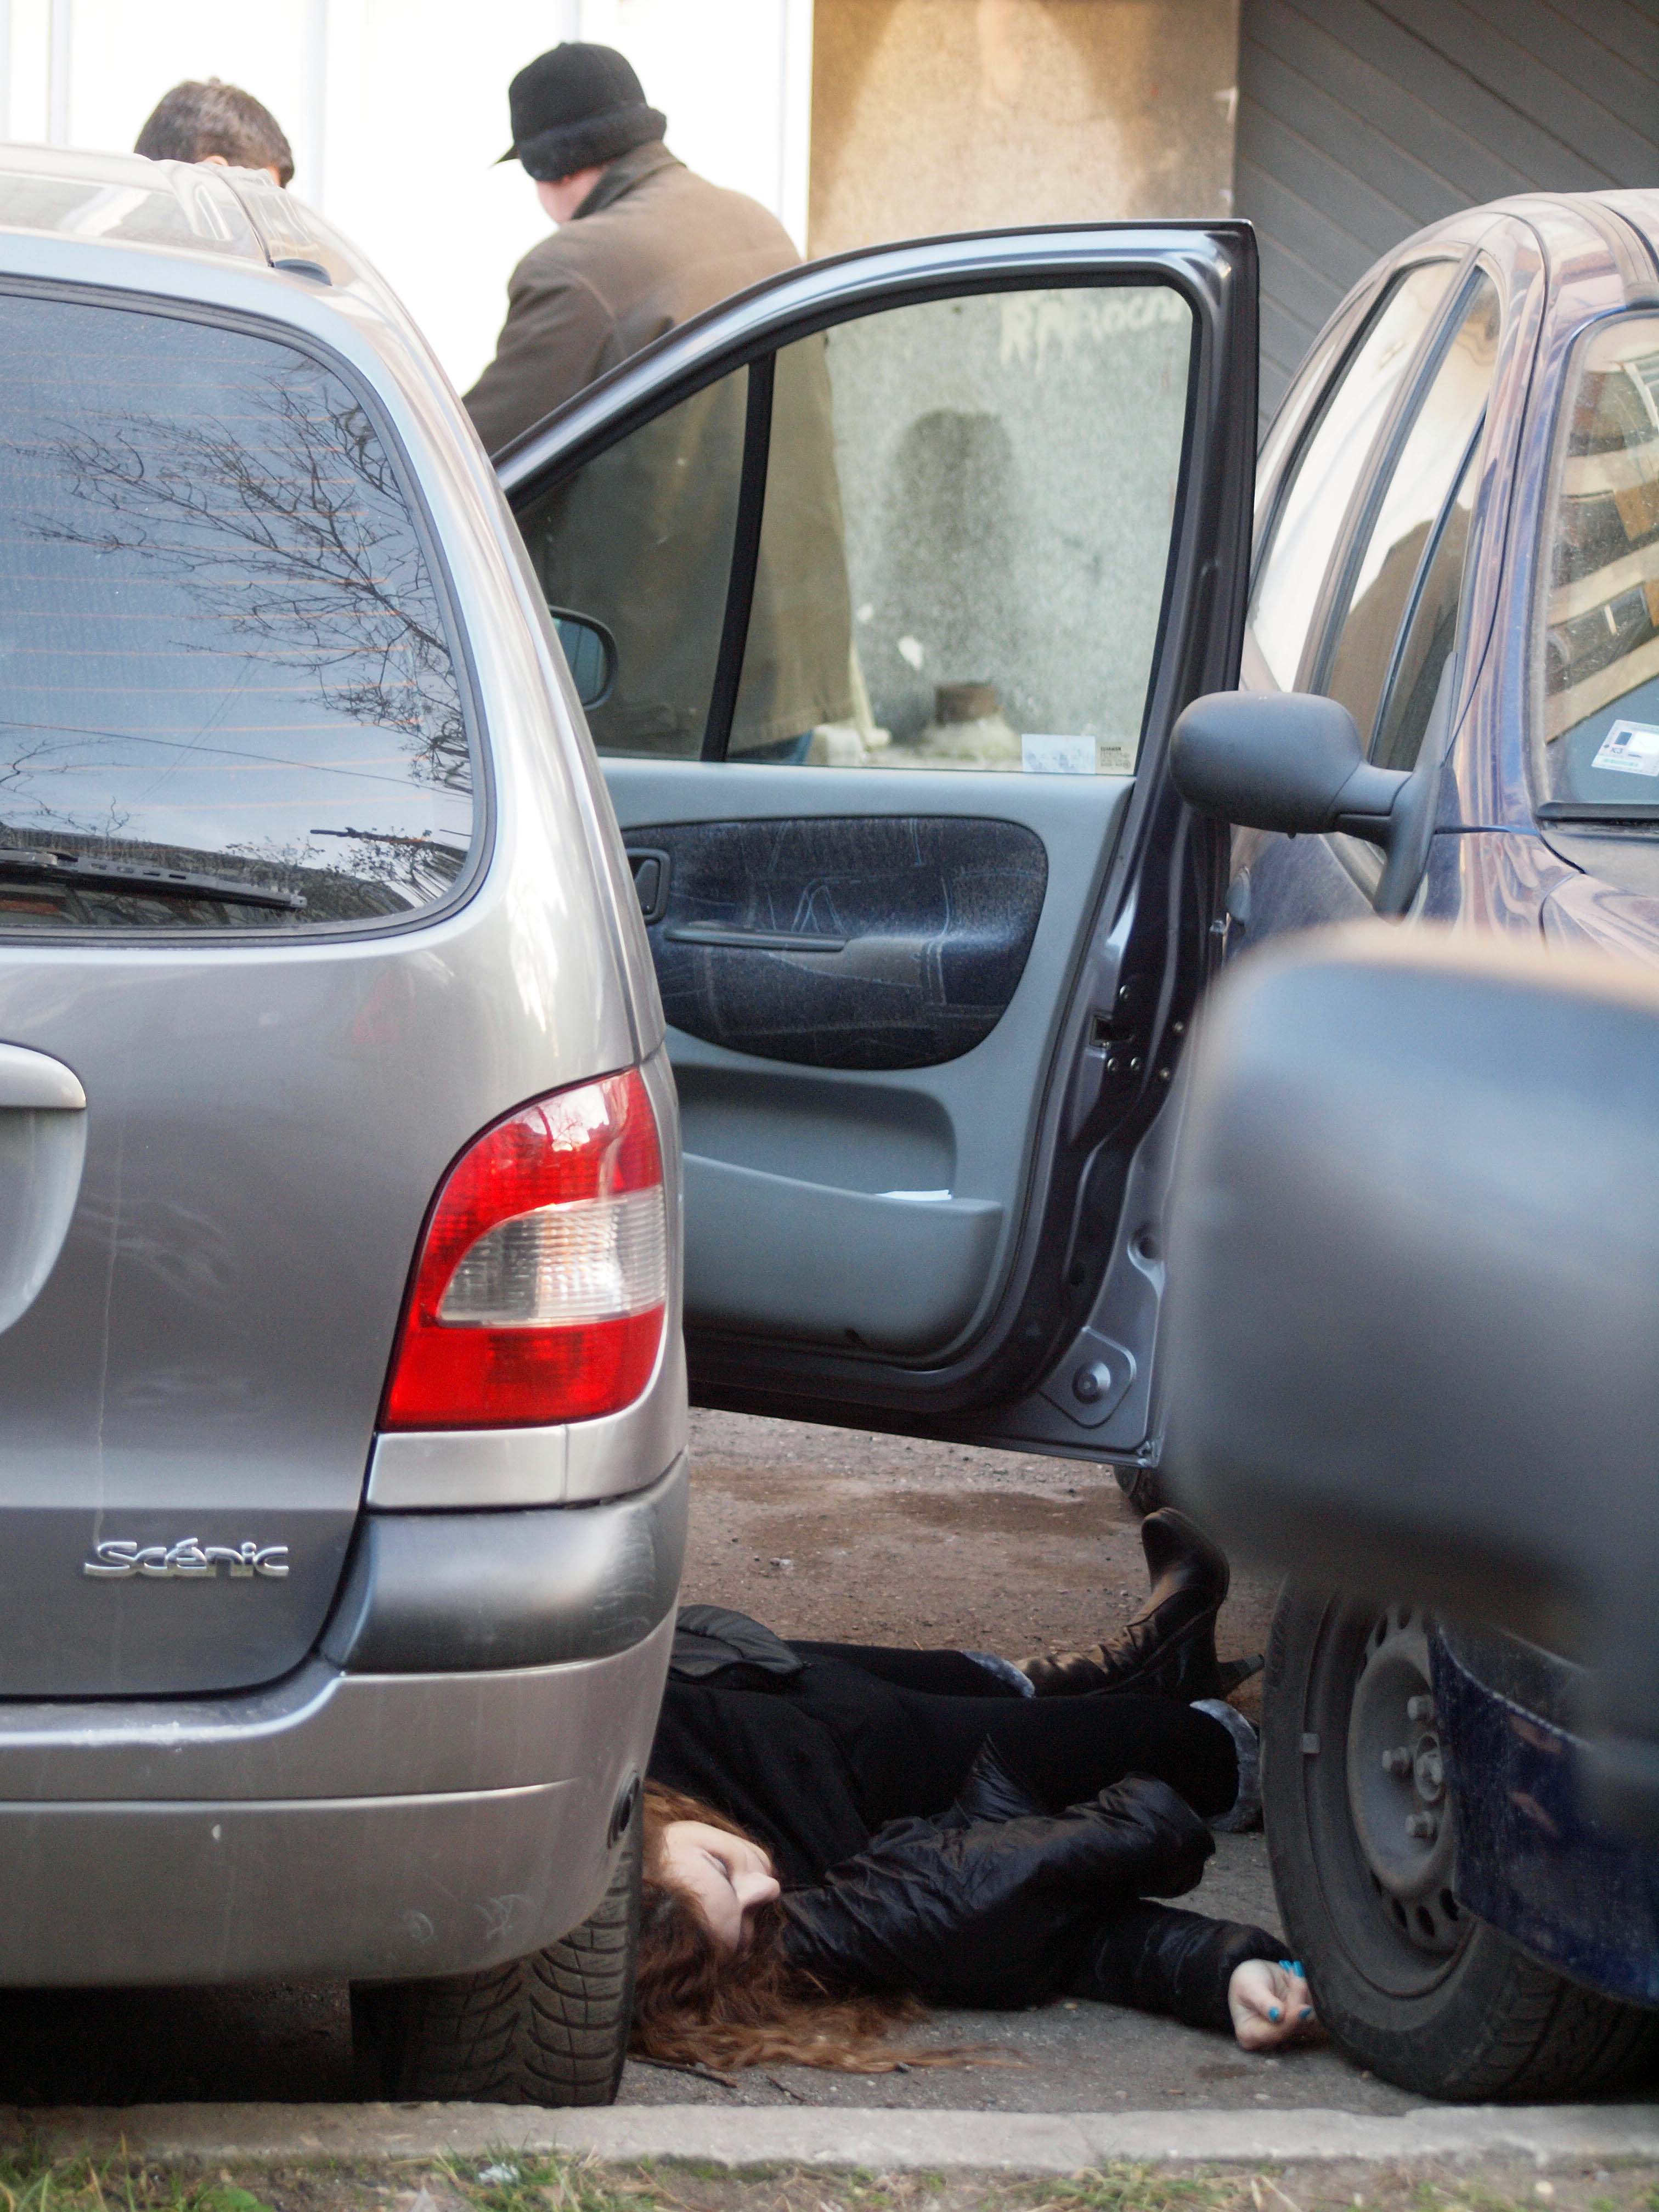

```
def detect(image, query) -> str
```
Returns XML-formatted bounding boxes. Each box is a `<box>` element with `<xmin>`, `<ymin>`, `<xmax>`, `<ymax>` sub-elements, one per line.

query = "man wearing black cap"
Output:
<box><xmin>468</xmin><ymin>40</ymin><xmax>854</xmax><ymax>768</ymax></box>
<box><xmin>465</xmin><ymin>42</ymin><xmax>805</xmax><ymax>452</ymax></box>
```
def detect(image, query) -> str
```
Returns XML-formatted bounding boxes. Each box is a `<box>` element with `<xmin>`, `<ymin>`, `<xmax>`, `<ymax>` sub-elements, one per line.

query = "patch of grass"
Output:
<box><xmin>5</xmin><ymin>2144</ymin><xmax>1659</xmax><ymax>2212</ymax></box>
<box><xmin>443</xmin><ymin>2152</ymin><xmax>662</xmax><ymax>2212</ymax></box>
<box><xmin>1024</xmin><ymin>2169</ymin><xmax>1243</xmax><ymax>2212</ymax></box>
<box><xmin>0</xmin><ymin>2154</ymin><xmax>277</xmax><ymax>2212</ymax></box>
<box><xmin>1408</xmin><ymin>2184</ymin><xmax>1558</xmax><ymax>2212</ymax></box>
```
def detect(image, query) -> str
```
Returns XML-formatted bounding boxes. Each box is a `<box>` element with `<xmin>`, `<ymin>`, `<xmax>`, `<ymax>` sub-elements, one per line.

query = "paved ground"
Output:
<box><xmin>0</xmin><ymin>1409</ymin><xmax>1413</xmax><ymax>2117</ymax></box>
<box><xmin>673</xmin><ymin>1409</ymin><xmax>1274</xmax><ymax>1719</ymax></box>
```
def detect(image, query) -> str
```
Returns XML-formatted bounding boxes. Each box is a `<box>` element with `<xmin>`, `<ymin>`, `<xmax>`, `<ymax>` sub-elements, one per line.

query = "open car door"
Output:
<box><xmin>496</xmin><ymin>223</ymin><xmax>1256</xmax><ymax>1485</ymax></box>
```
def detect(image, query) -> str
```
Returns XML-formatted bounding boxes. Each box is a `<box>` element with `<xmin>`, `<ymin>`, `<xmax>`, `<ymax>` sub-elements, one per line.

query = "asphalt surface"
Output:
<box><xmin>0</xmin><ymin>1410</ymin><xmax>1403</xmax><ymax>2114</ymax></box>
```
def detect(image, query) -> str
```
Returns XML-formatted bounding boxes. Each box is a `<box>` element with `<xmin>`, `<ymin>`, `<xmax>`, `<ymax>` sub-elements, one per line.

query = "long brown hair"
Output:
<box><xmin>632</xmin><ymin>1782</ymin><xmax>961</xmax><ymax>2074</ymax></box>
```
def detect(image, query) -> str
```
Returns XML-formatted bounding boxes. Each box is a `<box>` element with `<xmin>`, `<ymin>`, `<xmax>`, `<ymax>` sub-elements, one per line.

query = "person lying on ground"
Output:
<box><xmin>636</xmin><ymin>1509</ymin><xmax>1314</xmax><ymax>2073</ymax></box>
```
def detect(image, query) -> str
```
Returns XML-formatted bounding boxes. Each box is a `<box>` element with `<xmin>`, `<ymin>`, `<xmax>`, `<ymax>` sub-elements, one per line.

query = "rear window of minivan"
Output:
<box><xmin>0</xmin><ymin>289</ymin><xmax>474</xmax><ymax>930</ymax></box>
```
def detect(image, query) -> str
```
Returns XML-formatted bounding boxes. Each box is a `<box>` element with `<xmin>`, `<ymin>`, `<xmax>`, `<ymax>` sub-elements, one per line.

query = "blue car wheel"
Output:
<box><xmin>1262</xmin><ymin>1587</ymin><xmax>1659</xmax><ymax>2101</ymax></box>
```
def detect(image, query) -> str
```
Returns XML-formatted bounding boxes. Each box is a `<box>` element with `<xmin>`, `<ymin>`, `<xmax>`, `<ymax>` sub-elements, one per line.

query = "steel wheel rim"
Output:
<box><xmin>1345</xmin><ymin>1604</ymin><xmax>1464</xmax><ymax>1957</ymax></box>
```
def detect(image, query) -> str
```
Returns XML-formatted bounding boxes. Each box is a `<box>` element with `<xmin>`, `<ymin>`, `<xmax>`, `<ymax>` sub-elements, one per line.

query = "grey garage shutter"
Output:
<box><xmin>1237</xmin><ymin>0</ymin><xmax>1659</xmax><ymax>427</ymax></box>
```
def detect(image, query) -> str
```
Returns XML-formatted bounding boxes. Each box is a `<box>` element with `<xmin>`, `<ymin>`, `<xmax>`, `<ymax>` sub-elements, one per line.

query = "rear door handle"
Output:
<box><xmin>629</xmin><ymin>848</ymin><xmax>671</xmax><ymax>925</ymax></box>
<box><xmin>0</xmin><ymin>1043</ymin><xmax>84</xmax><ymax>1111</ymax></box>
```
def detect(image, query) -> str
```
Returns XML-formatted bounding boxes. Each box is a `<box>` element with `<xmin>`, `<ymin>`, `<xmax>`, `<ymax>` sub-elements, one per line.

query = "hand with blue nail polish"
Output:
<box><xmin>1227</xmin><ymin>1958</ymin><xmax>1321</xmax><ymax>2050</ymax></box>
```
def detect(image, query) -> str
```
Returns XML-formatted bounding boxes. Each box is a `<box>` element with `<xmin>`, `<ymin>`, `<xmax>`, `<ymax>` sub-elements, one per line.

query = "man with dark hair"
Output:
<box><xmin>134</xmin><ymin>79</ymin><xmax>294</xmax><ymax>187</ymax></box>
<box><xmin>464</xmin><ymin>42</ymin><xmax>800</xmax><ymax>450</ymax></box>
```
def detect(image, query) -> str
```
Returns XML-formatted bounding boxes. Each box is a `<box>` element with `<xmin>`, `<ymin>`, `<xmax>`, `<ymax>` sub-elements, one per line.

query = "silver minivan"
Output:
<box><xmin>0</xmin><ymin>149</ymin><xmax>685</xmax><ymax>2104</ymax></box>
<box><xmin>0</xmin><ymin>149</ymin><xmax>1269</xmax><ymax>2101</ymax></box>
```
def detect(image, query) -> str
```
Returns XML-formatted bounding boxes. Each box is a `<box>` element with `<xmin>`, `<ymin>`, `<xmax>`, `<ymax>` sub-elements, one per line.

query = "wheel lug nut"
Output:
<box><xmin>1406</xmin><ymin>1810</ymin><xmax>1438</xmax><ymax>1841</ymax></box>
<box><xmin>1381</xmin><ymin>1747</ymin><xmax>1413</xmax><ymax>1777</ymax></box>
<box><xmin>1407</xmin><ymin>1694</ymin><xmax>1435</xmax><ymax>1724</ymax></box>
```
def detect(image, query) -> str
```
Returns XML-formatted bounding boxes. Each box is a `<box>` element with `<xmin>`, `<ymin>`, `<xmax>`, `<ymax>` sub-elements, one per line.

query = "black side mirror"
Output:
<box><xmin>1170</xmin><ymin>692</ymin><xmax>1434</xmax><ymax>917</ymax></box>
<box><xmin>1166</xmin><ymin>926</ymin><xmax>1659</xmax><ymax>1843</ymax></box>
<box><xmin>550</xmin><ymin>608</ymin><xmax>617</xmax><ymax>710</ymax></box>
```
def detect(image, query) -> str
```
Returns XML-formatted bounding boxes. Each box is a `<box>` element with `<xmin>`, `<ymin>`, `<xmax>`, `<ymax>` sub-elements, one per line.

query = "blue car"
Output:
<box><xmin>1211</xmin><ymin>189</ymin><xmax>1659</xmax><ymax>2098</ymax></box>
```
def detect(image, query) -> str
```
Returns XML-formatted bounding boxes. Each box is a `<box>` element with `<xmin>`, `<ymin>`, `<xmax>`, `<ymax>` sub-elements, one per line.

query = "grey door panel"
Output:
<box><xmin>513</xmin><ymin>223</ymin><xmax>1257</xmax><ymax>1439</ymax></box>
<box><xmin>684</xmin><ymin>1155</ymin><xmax>1002</xmax><ymax>1352</ymax></box>
<box><xmin>625</xmin><ymin>815</ymin><xmax>1046</xmax><ymax>1069</ymax></box>
<box><xmin>605</xmin><ymin>759</ymin><xmax>1130</xmax><ymax>1360</ymax></box>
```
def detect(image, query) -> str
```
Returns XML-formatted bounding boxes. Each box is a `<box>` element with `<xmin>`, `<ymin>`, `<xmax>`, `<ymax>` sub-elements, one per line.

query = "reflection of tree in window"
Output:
<box><xmin>32</xmin><ymin>377</ymin><xmax>467</xmax><ymax>794</ymax></box>
<box><xmin>0</xmin><ymin>296</ymin><xmax>474</xmax><ymax>929</ymax></box>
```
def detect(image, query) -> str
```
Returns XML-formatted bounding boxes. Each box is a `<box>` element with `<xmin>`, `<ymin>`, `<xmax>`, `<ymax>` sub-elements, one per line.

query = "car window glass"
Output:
<box><xmin>517</xmin><ymin>369</ymin><xmax>745</xmax><ymax>761</ymax></box>
<box><xmin>1249</xmin><ymin>261</ymin><xmax>1458</xmax><ymax>691</ymax></box>
<box><xmin>726</xmin><ymin>335</ymin><xmax>856</xmax><ymax>763</ymax></box>
<box><xmin>0</xmin><ymin>291</ymin><xmax>472</xmax><ymax>932</ymax></box>
<box><xmin>1254</xmin><ymin>294</ymin><xmax>1372</xmax><ymax>511</ymax></box>
<box><xmin>1534</xmin><ymin>313</ymin><xmax>1659</xmax><ymax>813</ymax></box>
<box><xmin>734</xmin><ymin>283</ymin><xmax>1193</xmax><ymax>771</ymax></box>
<box><xmin>1322</xmin><ymin>274</ymin><xmax>1499</xmax><ymax>755</ymax></box>
<box><xmin>1370</xmin><ymin>439</ymin><xmax>1480</xmax><ymax>775</ymax></box>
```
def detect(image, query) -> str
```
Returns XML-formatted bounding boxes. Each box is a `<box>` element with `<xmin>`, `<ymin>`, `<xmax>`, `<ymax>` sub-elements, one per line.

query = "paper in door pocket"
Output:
<box><xmin>1589</xmin><ymin>719</ymin><xmax>1659</xmax><ymax>776</ymax></box>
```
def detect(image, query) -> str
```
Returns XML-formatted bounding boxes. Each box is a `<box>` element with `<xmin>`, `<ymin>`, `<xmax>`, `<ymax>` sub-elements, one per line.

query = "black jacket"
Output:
<box><xmin>780</xmin><ymin>1742</ymin><xmax>1279</xmax><ymax>2031</ymax></box>
<box><xmin>653</xmin><ymin>1607</ymin><xmax>924</xmax><ymax>1882</ymax></box>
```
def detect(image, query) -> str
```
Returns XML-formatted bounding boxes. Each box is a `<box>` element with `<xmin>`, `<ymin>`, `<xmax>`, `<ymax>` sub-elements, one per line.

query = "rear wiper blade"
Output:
<box><xmin>310</xmin><ymin>825</ymin><xmax>466</xmax><ymax>856</ymax></box>
<box><xmin>0</xmin><ymin>845</ymin><xmax>306</xmax><ymax>911</ymax></box>
<box><xmin>1536</xmin><ymin>802</ymin><xmax>1659</xmax><ymax>825</ymax></box>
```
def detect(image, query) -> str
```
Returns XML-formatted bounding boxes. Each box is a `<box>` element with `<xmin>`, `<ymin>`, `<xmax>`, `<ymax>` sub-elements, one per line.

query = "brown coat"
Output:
<box><xmin>470</xmin><ymin>144</ymin><xmax>853</xmax><ymax>757</ymax></box>
<box><xmin>465</xmin><ymin>142</ymin><xmax>802</xmax><ymax>454</ymax></box>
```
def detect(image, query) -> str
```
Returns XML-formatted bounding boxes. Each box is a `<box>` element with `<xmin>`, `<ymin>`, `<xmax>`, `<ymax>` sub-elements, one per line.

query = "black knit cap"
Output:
<box><xmin>498</xmin><ymin>43</ymin><xmax>666</xmax><ymax>180</ymax></box>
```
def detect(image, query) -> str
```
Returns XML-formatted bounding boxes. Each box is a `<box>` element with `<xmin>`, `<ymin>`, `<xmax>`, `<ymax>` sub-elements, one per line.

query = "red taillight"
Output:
<box><xmin>381</xmin><ymin>1068</ymin><xmax>667</xmax><ymax>1430</ymax></box>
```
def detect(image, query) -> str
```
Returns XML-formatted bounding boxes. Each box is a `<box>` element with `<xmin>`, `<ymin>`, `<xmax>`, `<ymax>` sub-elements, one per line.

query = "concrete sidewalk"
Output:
<box><xmin>16</xmin><ymin>2099</ymin><xmax>1659</xmax><ymax>2174</ymax></box>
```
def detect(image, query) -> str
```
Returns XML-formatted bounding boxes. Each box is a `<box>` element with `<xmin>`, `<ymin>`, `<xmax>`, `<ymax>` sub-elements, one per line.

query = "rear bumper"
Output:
<box><xmin>0</xmin><ymin>1459</ymin><xmax>685</xmax><ymax>1987</ymax></box>
<box><xmin>1434</xmin><ymin>1622</ymin><xmax>1659</xmax><ymax>2010</ymax></box>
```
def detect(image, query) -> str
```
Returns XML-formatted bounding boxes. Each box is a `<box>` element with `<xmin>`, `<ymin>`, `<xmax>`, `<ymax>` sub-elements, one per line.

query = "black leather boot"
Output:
<box><xmin>1017</xmin><ymin>1508</ymin><xmax>1259</xmax><ymax>1701</ymax></box>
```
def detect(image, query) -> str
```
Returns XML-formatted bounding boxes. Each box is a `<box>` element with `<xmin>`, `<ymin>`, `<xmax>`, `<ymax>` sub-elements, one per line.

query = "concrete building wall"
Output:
<box><xmin>809</xmin><ymin>0</ymin><xmax>1240</xmax><ymax>259</ymax></box>
<box><xmin>807</xmin><ymin>0</ymin><xmax>1239</xmax><ymax>774</ymax></box>
<box><xmin>821</xmin><ymin>285</ymin><xmax>1192</xmax><ymax>764</ymax></box>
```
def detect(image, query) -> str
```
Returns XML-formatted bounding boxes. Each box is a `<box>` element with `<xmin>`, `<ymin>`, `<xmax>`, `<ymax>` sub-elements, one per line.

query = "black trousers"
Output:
<box><xmin>788</xmin><ymin>1640</ymin><xmax>1237</xmax><ymax>1825</ymax></box>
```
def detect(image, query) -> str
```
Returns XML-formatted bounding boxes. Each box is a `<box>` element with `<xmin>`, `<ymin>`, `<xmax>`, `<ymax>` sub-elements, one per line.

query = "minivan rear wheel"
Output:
<box><xmin>1264</xmin><ymin>1585</ymin><xmax>1659</xmax><ymax>2101</ymax></box>
<box><xmin>1114</xmin><ymin>1463</ymin><xmax>1164</xmax><ymax>1515</ymax></box>
<box><xmin>351</xmin><ymin>1793</ymin><xmax>641</xmax><ymax>2105</ymax></box>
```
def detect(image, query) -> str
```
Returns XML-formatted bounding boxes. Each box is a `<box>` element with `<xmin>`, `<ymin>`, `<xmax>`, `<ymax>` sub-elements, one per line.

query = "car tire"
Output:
<box><xmin>1114</xmin><ymin>1463</ymin><xmax>1164</xmax><ymax>1515</ymax></box>
<box><xmin>351</xmin><ymin>1793</ymin><xmax>641</xmax><ymax>2106</ymax></box>
<box><xmin>1263</xmin><ymin>1585</ymin><xmax>1659</xmax><ymax>2102</ymax></box>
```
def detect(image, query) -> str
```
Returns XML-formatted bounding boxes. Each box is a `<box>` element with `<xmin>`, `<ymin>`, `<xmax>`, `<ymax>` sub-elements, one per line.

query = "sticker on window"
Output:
<box><xmin>1023</xmin><ymin>735</ymin><xmax>1097</xmax><ymax>775</ymax></box>
<box><xmin>1590</xmin><ymin>720</ymin><xmax>1659</xmax><ymax>777</ymax></box>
